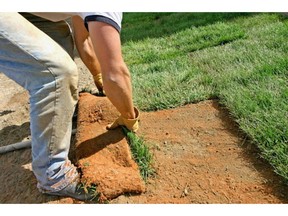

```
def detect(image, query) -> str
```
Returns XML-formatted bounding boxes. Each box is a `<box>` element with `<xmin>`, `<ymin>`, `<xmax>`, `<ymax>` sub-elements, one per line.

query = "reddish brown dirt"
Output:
<box><xmin>111</xmin><ymin>99</ymin><xmax>288</xmax><ymax>204</ymax></box>
<box><xmin>0</xmin><ymin>86</ymin><xmax>288</xmax><ymax>203</ymax></box>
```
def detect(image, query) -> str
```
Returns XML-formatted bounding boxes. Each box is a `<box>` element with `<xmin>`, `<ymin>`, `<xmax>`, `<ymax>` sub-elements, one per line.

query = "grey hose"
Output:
<box><xmin>0</xmin><ymin>129</ymin><xmax>76</xmax><ymax>154</ymax></box>
<box><xmin>0</xmin><ymin>140</ymin><xmax>31</xmax><ymax>154</ymax></box>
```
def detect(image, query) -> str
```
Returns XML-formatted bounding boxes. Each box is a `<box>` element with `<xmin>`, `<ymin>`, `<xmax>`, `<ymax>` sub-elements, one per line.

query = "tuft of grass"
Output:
<box><xmin>122</xmin><ymin>127</ymin><xmax>155</xmax><ymax>181</ymax></box>
<box><xmin>80</xmin><ymin>86</ymin><xmax>93</xmax><ymax>94</ymax></box>
<box><xmin>77</xmin><ymin>182</ymin><xmax>100</xmax><ymax>202</ymax></box>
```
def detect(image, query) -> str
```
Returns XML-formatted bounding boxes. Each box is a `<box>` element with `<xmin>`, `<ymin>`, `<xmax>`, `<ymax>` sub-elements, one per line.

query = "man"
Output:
<box><xmin>0</xmin><ymin>12</ymin><xmax>139</xmax><ymax>201</ymax></box>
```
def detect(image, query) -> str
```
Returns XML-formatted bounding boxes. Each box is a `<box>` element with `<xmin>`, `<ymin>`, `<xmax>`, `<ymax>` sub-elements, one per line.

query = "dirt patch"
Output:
<box><xmin>112</xmin><ymin>101</ymin><xmax>288</xmax><ymax>204</ymax></box>
<box><xmin>1</xmin><ymin>58</ymin><xmax>288</xmax><ymax>204</ymax></box>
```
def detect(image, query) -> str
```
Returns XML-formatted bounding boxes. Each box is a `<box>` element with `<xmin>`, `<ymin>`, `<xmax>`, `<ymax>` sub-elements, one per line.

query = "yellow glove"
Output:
<box><xmin>93</xmin><ymin>73</ymin><xmax>105</xmax><ymax>95</ymax></box>
<box><xmin>106</xmin><ymin>107</ymin><xmax>140</xmax><ymax>132</ymax></box>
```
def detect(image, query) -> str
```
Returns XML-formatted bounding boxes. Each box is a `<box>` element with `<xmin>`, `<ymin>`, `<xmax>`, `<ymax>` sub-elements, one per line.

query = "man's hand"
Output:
<box><xmin>107</xmin><ymin>107</ymin><xmax>140</xmax><ymax>132</ymax></box>
<box><xmin>93</xmin><ymin>73</ymin><xmax>105</xmax><ymax>95</ymax></box>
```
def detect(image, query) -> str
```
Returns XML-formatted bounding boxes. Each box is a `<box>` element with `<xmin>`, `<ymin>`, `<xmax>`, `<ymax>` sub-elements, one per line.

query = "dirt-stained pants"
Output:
<box><xmin>0</xmin><ymin>13</ymin><xmax>80</xmax><ymax>192</ymax></box>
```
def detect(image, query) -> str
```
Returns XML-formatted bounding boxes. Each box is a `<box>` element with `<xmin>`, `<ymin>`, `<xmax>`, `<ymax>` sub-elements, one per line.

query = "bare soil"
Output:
<box><xmin>0</xmin><ymin>57</ymin><xmax>288</xmax><ymax>204</ymax></box>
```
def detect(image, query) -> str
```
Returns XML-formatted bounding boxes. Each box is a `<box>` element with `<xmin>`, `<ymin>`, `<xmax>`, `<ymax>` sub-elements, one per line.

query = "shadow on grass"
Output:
<box><xmin>121</xmin><ymin>12</ymin><xmax>256</xmax><ymax>43</ymax></box>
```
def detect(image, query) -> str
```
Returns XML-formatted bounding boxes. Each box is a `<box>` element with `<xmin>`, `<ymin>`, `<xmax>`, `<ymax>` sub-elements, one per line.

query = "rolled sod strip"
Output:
<box><xmin>75</xmin><ymin>93</ymin><xmax>145</xmax><ymax>201</ymax></box>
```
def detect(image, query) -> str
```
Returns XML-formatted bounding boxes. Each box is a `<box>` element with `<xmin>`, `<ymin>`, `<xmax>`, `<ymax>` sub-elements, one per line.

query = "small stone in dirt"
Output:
<box><xmin>184</xmin><ymin>188</ymin><xmax>189</xmax><ymax>196</ymax></box>
<box><xmin>154</xmin><ymin>144</ymin><xmax>161</xmax><ymax>151</ymax></box>
<box><xmin>163</xmin><ymin>141</ymin><xmax>168</xmax><ymax>145</ymax></box>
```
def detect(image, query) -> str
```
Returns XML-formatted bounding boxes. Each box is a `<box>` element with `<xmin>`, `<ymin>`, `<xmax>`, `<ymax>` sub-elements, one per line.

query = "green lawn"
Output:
<box><xmin>121</xmin><ymin>13</ymin><xmax>288</xmax><ymax>180</ymax></box>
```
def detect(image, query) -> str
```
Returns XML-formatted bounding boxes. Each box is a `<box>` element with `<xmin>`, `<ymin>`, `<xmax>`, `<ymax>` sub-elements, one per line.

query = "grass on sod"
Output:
<box><xmin>122</xmin><ymin>127</ymin><xmax>155</xmax><ymax>181</ymax></box>
<box><xmin>121</xmin><ymin>13</ymin><xmax>288</xmax><ymax>181</ymax></box>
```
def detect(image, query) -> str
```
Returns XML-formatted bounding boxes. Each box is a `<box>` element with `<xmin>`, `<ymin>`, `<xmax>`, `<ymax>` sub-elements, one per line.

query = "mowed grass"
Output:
<box><xmin>121</xmin><ymin>13</ymin><xmax>288</xmax><ymax>180</ymax></box>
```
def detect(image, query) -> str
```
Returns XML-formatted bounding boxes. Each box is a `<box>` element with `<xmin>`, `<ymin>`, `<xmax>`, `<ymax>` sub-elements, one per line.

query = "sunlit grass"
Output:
<box><xmin>121</xmin><ymin>13</ymin><xmax>288</xmax><ymax>180</ymax></box>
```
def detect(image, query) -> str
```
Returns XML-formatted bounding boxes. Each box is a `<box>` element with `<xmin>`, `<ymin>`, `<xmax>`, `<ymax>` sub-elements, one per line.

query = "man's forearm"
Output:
<box><xmin>87</xmin><ymin>21</ymin><xmax>136</xmax><ymax>120</ymax></box>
